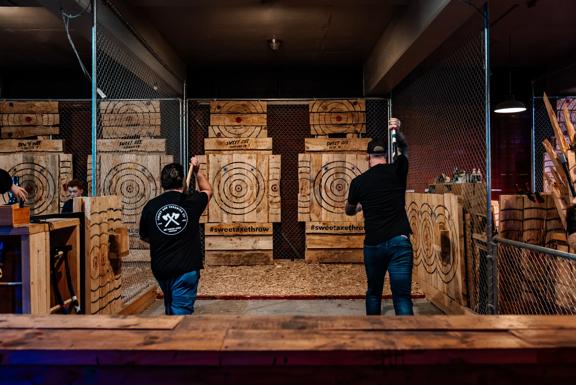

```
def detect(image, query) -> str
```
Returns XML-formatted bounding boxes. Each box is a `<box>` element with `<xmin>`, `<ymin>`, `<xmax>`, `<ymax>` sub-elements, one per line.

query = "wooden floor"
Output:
<box><xmin>1</xmin><ymin>315</ymin><xmax>576</xmax><ymax>384</ymax></box>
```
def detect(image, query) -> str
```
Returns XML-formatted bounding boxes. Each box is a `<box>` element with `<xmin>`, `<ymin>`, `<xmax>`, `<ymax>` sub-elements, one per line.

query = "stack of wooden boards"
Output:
<box><xmin>298</xmin><ymin>100</ymin><xmax>369</xmax><ymax>263</ymax></box>
<box><xmin>198</xmin><ymin>101</ymin><xmax>281</xmax><ymax>265</ymax></box>
<box><xmin>541</xmin><ymin>93</ymin><xmax>576</xmax><ymax>250</ymax></box>
<box><xmin>73</xmin><ymin>196</ymin><xmax>128</xmax><ymax>315</ymax></box>
<box><xmin>0</xmin><ymin>101</ymin><xmax>72</xmax><ymax>215</ymax></box>
<box><xmin>90</xmin><ymin>100</ymin><xmax>172</xmax><ymax>248</ymax></box>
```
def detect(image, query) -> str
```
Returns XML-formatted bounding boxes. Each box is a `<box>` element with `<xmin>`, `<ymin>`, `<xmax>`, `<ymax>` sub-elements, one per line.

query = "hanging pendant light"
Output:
<box><xmin>494</xmin><ymin>35</ymin><xmax>527</xmax><ymax>114</ymax></box>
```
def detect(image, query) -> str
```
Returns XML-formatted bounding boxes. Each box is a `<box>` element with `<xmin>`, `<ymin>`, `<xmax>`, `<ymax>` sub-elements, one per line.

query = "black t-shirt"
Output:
<box><xmin>347</xmin><ymin>155</ymin><xmax>411</xmax><ymax>245</ymax></box>
<box><xmin>139</xmin><ymin>190</ymin><xmax>208</xmax><ymax>280</ymax></box>
<box><xmin>0</xmin><ymin>168</ymin><xmax>12</xmax><ymax>194</ymax></box>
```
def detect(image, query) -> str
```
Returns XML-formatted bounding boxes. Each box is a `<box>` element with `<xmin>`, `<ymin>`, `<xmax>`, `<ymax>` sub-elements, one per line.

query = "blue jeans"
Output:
<box><xmin>157</xmin><ymin>270</ymin><xmax>200</xmax><ymax>315</ymax></box>
<box><xmin>364</xmin><ymin>235</ymin><xmax>414</xmax><ymax>316</ymax></box>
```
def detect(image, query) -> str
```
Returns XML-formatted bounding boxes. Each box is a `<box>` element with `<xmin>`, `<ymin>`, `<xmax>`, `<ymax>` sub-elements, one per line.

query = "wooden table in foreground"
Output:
<box><xmin>1</xmin><ymin>315</ymin><xmax>576</xmax><ymax>384</ymax></box>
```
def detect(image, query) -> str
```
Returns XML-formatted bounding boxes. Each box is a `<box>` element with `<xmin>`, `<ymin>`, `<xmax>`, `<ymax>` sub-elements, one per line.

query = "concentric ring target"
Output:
<box><xmin>9</xmin><ymin>162</ymin><xmax>56</xmax><ymax>214</ymax></box>
<box><xmin>433</xmin><ymin>205</ymin><xmax>458</xmax><ymax>284</ymax></box>
<box><xmin>213</xmin><ymin>162</ymin><xmax>265</xmax><ymax>215</ymax></box>
<box><xmin>214</xmin><ymin>125</ymin><xmax>263</xmax><ymax>138</ymax></box>
<box><xmin>103</xmin><ymin>162</ymin><xmax>158</xmax><ymax>217</ymax></box>
<box><xmin>419</xmin><ymin>203</ymin><xmax>436</xmax><ymax>274</ymax></box>
<box><xmin>407</xmin><ymin>202</ymin><xmax>421</xmax><ymax>266</ymax></box>
<box><xmin>313</xmin><ymin>161</ymin><xmax>362</xmax><ymax>214</ymax></box>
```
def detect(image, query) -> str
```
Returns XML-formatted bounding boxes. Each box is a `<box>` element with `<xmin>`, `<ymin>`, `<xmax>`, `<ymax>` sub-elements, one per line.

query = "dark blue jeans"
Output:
<box><xmin>364</xmin><ymin>235</ymin><xmax>414</xmax><ymax>316</ymax></box>
<box><xmin>157</xmin><ymin>270</ymin><xmax>200</xmax><ymax>315</ymax></box>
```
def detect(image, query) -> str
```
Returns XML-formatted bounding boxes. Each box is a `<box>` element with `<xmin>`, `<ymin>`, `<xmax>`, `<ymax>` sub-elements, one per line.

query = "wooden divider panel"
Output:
<box><xmin>406</xmin><ymin>192</ymin><xmax>466</xmax><ymax>305</ymax></box>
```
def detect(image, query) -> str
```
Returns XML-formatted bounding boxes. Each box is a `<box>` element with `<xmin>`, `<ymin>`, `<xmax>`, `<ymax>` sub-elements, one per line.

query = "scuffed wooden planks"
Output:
<box><xmin>309</xmin><ymin>99</ymin><xmax>366</xmax><ymax>135</ymax></box>
<box><xmin>0</xmin><ymin>101</ymin><xmax>58</xmax><ymax>114</ymax></box>
<box><xmin>1</xmin><ymin>126</ymin><xmax>59</xmax><ymax>139</ymax></box>
<box><xmin>209</xmin><ymin>125</ymin><xmax>268</xmax><ymax>138</ymax></box>
<box><xmin>74</xmin><ymin>196</ymin><xmax>124</xmax><ymax>315</ymax></box>
<box><xmin>99</xmin><ymin>100</ymin><xmax>161</xmax><ymax>139</ymax></box>
<box><xmin>406</xmin><ymin>192</ymin><xmax>467</xmax><ymax>306</ymax></box>
<box><xmin>305</xmin><ymin>234</ymin><xmax>364</xmax><ymax>249</ymax></box>
<box><xmin>205</xmin><ymin>251</ymin><xmax>273</xmax><ymax>266</ymax></box>
<box><xmin>304</xmin><ymin>249</ymin><xmax>364</xmax><ymax>263</ymax></box>
<box><xmin>205</xmin><ymin>235</ymin><xmax>273</xmax><ymax>251</ymax></box>
<box><xmin>306</xmin><ymin>222</ymin><xmax>365</xmax><ymax>234</ymax></box>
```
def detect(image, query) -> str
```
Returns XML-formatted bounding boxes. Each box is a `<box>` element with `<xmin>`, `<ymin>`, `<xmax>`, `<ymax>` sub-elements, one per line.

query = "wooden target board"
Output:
<box><xmin>89</xmin><ymin>153</ymin><xmax>173</xmax><ymax>248</ymax></box>
<box><xmin>205</xmin><ymin>153</ymin><xmax>280</xmax><ymax>223</ymax></box>
<box><xmin>99</xmin><ymin>100</ymin><xmax>161</xmax><ymax>138</ymax></box>
<box><xmin>0</xmin><ymin>101</ymin><xmax>59</xmax><ymax>139</ymax></box>
<box><xmin>73</xmin><ymin>196</ymin><xmax>123</xmax><ymax>315</ymax></box>
<box><xmin>0</xmin><ymin>153</ymin><xmax>72</xmax><ymax>215</ymax></box>
<box><xmin>209</xmin><ymin>101</ymin><xmax>267</xmax><ymax>138</ymax></box>
<box><xmin>298</xmin><ymin>153</ymin><xmax>367</xmax><ymax>223</ymax></box>
<box><xmin>406</xmin><ymin>192</ymin><xmax>466</xmax><ymax>306</ymax></box>
<box><xmin>309</xmin><ymin>99</ymin><xmax>366</xmax><ymax>135</ymax></box>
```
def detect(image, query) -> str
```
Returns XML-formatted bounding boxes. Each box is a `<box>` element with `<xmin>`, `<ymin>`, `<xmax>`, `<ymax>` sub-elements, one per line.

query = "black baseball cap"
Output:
<box><xmin>367</xmin><ymin>138</ymin><xmax>386</xmax><ymax>154</ymax></box>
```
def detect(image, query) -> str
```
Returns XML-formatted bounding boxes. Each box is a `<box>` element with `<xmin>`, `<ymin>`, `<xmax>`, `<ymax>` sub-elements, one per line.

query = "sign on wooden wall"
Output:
<box><xmin>406</xmin><ymin>192</ymin><xmax>466</xmax><ymax>306</ymax></box>
<box><xmin>0</xmin><ymin>153</ymin><xmax>72</xmax><ymax>215</ymax></box>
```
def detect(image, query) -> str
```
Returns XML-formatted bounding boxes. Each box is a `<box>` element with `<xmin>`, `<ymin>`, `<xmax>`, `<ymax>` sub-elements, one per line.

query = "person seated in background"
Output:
<box><xmin>0</xmin><ymin>168</ymin><xmax>28</xmax><ymax>202</ymax></box>
<box><xmin>61</xmin><ymin>179</ymin><xmax>85</xmax><ymax>213</ymax></box>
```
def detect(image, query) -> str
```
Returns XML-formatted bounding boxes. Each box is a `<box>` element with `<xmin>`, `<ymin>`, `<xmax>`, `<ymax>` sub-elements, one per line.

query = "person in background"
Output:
<box><xmin>345</xmin><ymin>118</ymin><xmax>414</xmax><ymax>316</ymax></box>
<box><xmin>61</xmin><ymin>179</ymin><xmax>85</xmax><ymax>213</ymax></box>
<box><xmin>0</xmin><ymin>168</ymin><xmax>28</xmax><ymax>201</ymax></box>
<box><xmin>139</xmin><ymin>156</ymin><xmax>212</xmax><ymax>315</ymax></box>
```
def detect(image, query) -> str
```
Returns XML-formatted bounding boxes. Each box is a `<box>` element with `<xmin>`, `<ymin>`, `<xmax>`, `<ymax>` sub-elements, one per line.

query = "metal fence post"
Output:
<box><xmin>90</xmin><ymin>0</ymin><xmax>98</xmax><ymax>196</ymax></box>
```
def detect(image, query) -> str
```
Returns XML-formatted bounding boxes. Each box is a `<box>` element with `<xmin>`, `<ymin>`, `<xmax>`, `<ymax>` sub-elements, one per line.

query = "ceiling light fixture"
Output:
<box><xmin>494</xmin><ymin>35</ymin><xmax>527</xmax><ymax>114</ymax></box>
<box><xmin>268</xmin><ymin>37</ymin><xmax>282</xmax><ymax>51</ymax></box>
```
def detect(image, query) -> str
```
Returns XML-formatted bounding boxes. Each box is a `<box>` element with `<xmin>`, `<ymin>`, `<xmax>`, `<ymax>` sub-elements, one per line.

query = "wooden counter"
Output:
<box><xmin>0</xmin><ymin>315</ymin><xmax>575</xmax><ymax>384</ymax></box>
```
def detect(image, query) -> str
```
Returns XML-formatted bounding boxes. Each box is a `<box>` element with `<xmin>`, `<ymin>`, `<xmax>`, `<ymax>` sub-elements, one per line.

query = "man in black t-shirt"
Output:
<box><xmin>346</xmin><ymin>118</ymin><xmax>414</xmax><ymax>316</ymax></box>
<box><xmin>0</xmin><ymin>168</ymin><xmax>28</xmax><ymax>201</ymax></box>
<box><xmin>139</xmin><ymin>157</ymin><xmax>212</xmax><ymax>315</ymax></box>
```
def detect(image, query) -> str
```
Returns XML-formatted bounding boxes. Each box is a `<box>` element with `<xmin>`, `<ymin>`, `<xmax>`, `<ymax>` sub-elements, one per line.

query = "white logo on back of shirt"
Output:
<box><xmin>155</xmin><ymin>204</ymin><xmax>188</xmax><ymax>235</ymax></box>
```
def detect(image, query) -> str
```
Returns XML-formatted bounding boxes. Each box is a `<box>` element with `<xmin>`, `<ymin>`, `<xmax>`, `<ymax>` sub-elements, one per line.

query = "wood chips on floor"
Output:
<box><xmin>122</xmin><ymin>250</ymin><xmax>423</xmax><ymax>298</ymax></box>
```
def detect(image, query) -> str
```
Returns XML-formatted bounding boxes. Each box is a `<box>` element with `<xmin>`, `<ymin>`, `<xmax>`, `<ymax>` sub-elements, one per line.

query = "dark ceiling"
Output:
<box><xmin>125</xmin><ymin>0</ymin><xmax>407</xmax><ymax>68</ymax></box>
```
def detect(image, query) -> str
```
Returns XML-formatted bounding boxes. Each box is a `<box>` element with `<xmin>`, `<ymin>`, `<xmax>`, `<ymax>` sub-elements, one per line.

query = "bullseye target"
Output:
<box><xmin>312</xmin><ymin>160</ymin><xmax>362</xmax><ymax>214</ymax></box>
<box><xmin>102</xmin><ymin>162</ymin><xmax>158</xmax><ymax>218</ymax></box>
<box><xmin>210</xmin><ymin>125</ymin><xmax>265</xmax><ymax>138</ymax></box>
<box><xmin>406</xmin><ymin>194</ymin><xmax>462</xmax><ymax>289</ymax></box>
<box><xmin>8</xmin><ymin>162</ymin><xmax>56</xmax><ymax>214</ymax></box>
<box><xmin>309</xmin><ymin>99</ymin><xmax>366</xmax><ymax>135</ymax></box>
<box><xmin>213</xmin><ymin>161</ymin><xmax>265</xmax><ymax>215</ymax></box>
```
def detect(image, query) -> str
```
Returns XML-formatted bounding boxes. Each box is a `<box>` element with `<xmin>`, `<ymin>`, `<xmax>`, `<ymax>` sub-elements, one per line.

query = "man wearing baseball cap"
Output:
<box><xmin>346</xmin><ymin>118</ymin><xmax>413</xmax><ymax>315</ymax></box>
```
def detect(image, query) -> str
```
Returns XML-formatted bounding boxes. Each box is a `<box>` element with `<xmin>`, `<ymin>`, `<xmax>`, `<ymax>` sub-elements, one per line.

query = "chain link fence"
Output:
<box><xmin>497</xmin><ymin>237</ymin><xmax>576</xmax><ymax>314</ymax></box>
<box><xmin>95</xmin><ymin>0</ymin><xmax>184</xmax><ymax>305</ymax></box>
<box><xmin>391</xmin><ymin>16</ymin><xmax>490</xmax><ymax>313</ymax></box>
<box><xmin>532</xmin><ymin>96</ymin><xmax>562</xmax><ymax>192</ymax></box>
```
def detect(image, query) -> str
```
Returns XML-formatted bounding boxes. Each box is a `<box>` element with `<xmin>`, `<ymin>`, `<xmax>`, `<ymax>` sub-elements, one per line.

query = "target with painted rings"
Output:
<box><xmin>8</xmin><ymin>162</ymin><xmax>56</xmax><ymax>215</ymax></box>
<box><xmin>312</xmin><ymin>160</ymin><xmax>362</xmax><ymax>214</ymax></box>
<box><xmin>102</xmin><ymin>162</ymin><xmax>158</xmax><ymax>218</ymax></box>
<box><xmin>407</xmin><ymin>201</ymin><xmax>421</xmax><ymax>266</ymax></box>
<box><xmin>419</xmin><ymin>203</ymin><xmax>436</xmax><ymax>274</ymax></box>
<box><xmin>213</xmin><ymin>161</ymin><xmax>266</xmax><ymax>215</ymax></box>
<box><xmin>433</xmin><ymin>205</ymin><xmax>458</xmax><ymax>284</ymax></box>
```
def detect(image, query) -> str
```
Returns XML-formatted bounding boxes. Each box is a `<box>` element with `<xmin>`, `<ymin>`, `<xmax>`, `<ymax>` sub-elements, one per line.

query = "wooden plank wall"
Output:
<box><xmin>73</xmin><ymin>196</ymin><xmax>124</xmax><ymax>315</ymax></box>
<box><xmin>203</xmin><ymin>101</ymin><xmax>280</xmax><ymax>265</ymax></box>
<box><xmin>406</xmin><ymin>192</ymin><xmax>467</xmax><ymax>307</ymax></box>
